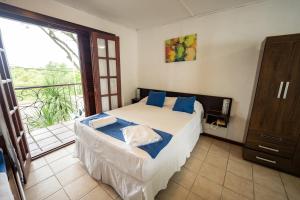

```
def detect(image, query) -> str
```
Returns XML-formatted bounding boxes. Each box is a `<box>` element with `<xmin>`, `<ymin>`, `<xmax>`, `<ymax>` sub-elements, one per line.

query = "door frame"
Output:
<box><xmin>0</xmin><ymin>2</ymin><xmax>117</xmax><ymax>117</ymax></box>
<box><xmin>0</xmin><ymin>2</ymin><xmax>118</xmax><ymax>161</ymax></box>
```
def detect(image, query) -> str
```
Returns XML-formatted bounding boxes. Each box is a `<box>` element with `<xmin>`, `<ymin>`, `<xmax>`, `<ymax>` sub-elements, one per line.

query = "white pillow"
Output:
<box><xmin>163</xmin><ymin>97</ymin><xmax>177</xmax><ymax>109</ymax></box>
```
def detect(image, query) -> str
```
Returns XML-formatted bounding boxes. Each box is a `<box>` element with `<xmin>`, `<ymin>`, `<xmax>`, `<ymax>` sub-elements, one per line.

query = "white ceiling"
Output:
<box><xmin>54</xmin><ymin>0</ymin><xmax>265</xmax><ymax>30</ymax></box>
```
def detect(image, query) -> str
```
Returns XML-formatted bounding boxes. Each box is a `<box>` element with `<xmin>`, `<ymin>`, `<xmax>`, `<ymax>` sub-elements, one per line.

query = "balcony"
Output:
<box><xmin>15</xmin><ymin>83</ymin><xmax>84</xmax><ymax>157</ymax></box>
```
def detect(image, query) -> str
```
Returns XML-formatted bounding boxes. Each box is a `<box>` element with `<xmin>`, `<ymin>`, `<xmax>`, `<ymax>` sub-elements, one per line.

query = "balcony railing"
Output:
<box><xmin>15</xmin><ymin>83</ymin><xmax>84</xmax><ymax>133</ymax></box>
<box><xmin>15</xmin><ymin>83</ymin><xmax>84</xmax><ymax>157</ymax></box>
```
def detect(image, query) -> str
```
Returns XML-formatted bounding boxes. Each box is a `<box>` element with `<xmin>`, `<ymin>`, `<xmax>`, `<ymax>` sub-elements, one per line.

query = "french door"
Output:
<box><xmin>91</xmin><ymin>32</ymin><xmax>121</xmax><ymax>113</ymax></box>
<box><xmin>0</xmin><ymin>30</ymin><xmax>31</xmax><ymax>182</ymax></box>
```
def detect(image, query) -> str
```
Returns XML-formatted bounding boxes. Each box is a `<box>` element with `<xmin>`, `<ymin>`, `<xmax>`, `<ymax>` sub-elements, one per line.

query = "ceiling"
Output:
<box><xmin>54</xmin><ymin>0</ymin><xmax>265</xmax><ymax>30</ymax></box>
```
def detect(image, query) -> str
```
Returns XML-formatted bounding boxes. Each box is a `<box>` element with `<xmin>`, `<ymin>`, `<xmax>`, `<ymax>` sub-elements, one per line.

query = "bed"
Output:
<box><xmin>74</xmin><ymin>97</ymin><xmax>203</xmax><ymax>200</ymax></box>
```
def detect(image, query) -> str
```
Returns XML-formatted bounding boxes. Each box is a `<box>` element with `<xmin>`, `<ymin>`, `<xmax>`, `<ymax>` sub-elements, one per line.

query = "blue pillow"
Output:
<box><xmin>146</xmin><ymin>91</ymin><xmax>166</xmax><ymax>107</ymax></box>
<box><xmin>173</xmin><ymin>96</ymin><xmax>196</xmax><ymax>114</ymax></box>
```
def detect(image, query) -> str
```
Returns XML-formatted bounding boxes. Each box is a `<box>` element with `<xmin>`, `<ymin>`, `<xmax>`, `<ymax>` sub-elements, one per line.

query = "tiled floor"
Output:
<box><xmin>26</xmin><ymin>120</ymin><xmax>76</xmax><ymax>157</ymax></box>
<box><xmin>24</xmin><ymin>135</ymin><xmax>300</xmax><ymax>200</ymax></box>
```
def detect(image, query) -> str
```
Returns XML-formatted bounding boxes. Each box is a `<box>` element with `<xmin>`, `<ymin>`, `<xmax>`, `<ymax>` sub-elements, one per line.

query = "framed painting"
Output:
<box><xmin>165</xmin><ymin>34</ymin><xmax>197</xmax><ymax>63</ymax></box>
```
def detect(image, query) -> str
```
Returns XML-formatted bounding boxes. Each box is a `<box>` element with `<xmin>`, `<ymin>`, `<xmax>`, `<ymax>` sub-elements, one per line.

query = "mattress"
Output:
<box><xmin>75</xmin><ymin>102</ymin><xmax>203</xmax><ymax>182</ymax></box>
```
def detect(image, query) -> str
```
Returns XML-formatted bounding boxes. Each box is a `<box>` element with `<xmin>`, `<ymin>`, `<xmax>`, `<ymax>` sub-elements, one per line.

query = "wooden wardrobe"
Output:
<box><xmin>244</xmin><ymin>33</ymin><xmax>300</xmax><ymax>176</ymax></box>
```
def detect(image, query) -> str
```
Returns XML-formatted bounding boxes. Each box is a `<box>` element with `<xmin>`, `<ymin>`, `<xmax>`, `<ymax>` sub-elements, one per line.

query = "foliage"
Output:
<box><xmin>12</xmin><ymin>62</ymin><xmax>81</xmax><ymax>87</ymax></box>
<box><xmin>11</xmin><ymin>63</ymin><xmax>82</xmax><ymax>129</ymax></box>
<box><xmin>30</xmin><ymin>85</ymin><xmax>74</xmax><ymax>127</ymax></box>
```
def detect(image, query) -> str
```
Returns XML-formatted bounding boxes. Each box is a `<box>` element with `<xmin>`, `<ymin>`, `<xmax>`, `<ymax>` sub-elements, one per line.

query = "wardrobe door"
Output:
<box><xmin>279</xmin><ymin>41</ymin><xmax>300</xmax><ymax>140</ymax></box>
<box><xmin>249</xmin><ymin>40</ymin><xmax>293</xmax><ymax>135</ymax></box>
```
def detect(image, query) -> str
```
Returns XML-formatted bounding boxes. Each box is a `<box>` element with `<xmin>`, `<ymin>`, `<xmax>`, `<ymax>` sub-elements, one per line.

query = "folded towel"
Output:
<box><xmin>121</xmin><ymin>125</ymin><xmax>162</xmax><ymax>147</ymax></box>
<box><xmin>89</xmin><ymin>116</ymin><xmax>117</xmax><ymax>128</ymax></box>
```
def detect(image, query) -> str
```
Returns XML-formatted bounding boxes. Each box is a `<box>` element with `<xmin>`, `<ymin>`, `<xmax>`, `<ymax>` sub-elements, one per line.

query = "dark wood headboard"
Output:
<box><xmin>139</xmin><ymin>88</ymin><xmax>233</xmax><ymax>119</ymax></box>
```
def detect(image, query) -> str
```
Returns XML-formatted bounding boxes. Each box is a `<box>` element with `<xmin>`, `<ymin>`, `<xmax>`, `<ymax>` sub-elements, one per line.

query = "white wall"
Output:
<box><xmin>137</xmin><ymin>0</ymin><xmax>300</xmax><ymax>142</ymax></box>
<box><xmin>1</xmin><ymin>0</ymin><xmax>138</xmax><ymax>105</ymax></box>
<box><xmin>2</xmin><ymin>0</ymin><xmax>300</xmax><ymax>143</ymax></box>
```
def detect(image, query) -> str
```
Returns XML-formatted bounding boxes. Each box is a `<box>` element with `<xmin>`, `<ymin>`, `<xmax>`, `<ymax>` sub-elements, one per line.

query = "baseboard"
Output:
<box><xmin>202</xmin><ymin>133</ymin><xmax>244</xmax><ymax>146</ymax></box>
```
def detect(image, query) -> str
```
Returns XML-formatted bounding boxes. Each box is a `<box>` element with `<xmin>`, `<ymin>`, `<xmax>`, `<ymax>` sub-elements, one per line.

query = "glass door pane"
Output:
<box><xmin>97</xmin><ymin>38</ymin><xmax>106</xmax><ymax>57</ymax></box>
<box><xmin>110</xmin><ymin>78</ymin><xmax>117</xmax><ymax>94</ymax></box>
<box><xmin>99</xmin><ymin>59</ymin><xmax>107</xmax><ymax>76</ymax></box>
<box><xmin>100</xmin><ymin>78</ymin><xmax>108</xmax><ymax>95</ymax></box>
<box><xmin>111</xmin><ymin>95</ymin><xmax>118</xmax><ymax>109</ymax></box>
<box><xmin>109</xmin><ymin>60</ymin><xmax>117</xmax><ymax>76</ymax></box>
<box><xmin>108</xmin><ymin>40</ymin><xmax>116</xmax><ymax>58</ymax></box>
<box><xmin>101</xmin><ymin>96</ymin><xmax>109</xmax><ymax>111</ymax></box>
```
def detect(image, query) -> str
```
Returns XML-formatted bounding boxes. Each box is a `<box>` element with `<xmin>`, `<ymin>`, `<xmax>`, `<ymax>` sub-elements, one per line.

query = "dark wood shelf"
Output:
<box><xmin>206</xmin><ymin>110</ymin><xmax>230</xmax><ymax>128</ymax></box>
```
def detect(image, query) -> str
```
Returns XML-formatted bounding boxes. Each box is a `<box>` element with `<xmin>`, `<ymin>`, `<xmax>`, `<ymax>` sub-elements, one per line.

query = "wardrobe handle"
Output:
<box><xmin>283</xmin><ymin>82</ymin><xmax>290</xmax><ymax>99</ymax></box>
<box><xmin>258</xmin><ymin>145</ymin><xmax>279</xmax><ymax>152</ymax></box>
<box><xmin>256</xmin><ymin>156</ymin><xmax>277</xmax><ymax>164</ymax></box>
<box><xmin>277</xmin><ymin>81</ymin><xmax>284</xmax><ymax>99</ymax></box>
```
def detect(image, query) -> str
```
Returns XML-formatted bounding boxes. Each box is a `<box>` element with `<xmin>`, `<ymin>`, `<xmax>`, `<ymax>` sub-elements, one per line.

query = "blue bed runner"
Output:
<box><xmin>80</xmin><ymin>113</ymin><xmax>173</xmax><ymax>159</ymax></box>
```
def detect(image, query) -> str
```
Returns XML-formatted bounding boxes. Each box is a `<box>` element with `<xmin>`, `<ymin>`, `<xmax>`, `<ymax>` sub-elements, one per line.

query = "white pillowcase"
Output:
<box><xmin>122</xmin><ymin>125</ymin><xmax>162</xmax><ymax>147</ymax></box>
<box><xmin>163</xmin><ymin>97</ymin><xmax>177</xmax><ymax>109</ymax></box>
<box><xmin>140</xmin><ymin>96</ymin><xmax>176</xmax><ymax>108</ymax></box>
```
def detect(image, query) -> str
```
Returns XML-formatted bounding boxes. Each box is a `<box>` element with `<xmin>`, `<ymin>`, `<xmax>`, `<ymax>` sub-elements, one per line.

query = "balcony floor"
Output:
<box><xmin>26</xmin><ymin>120</ymin><xmax>76</xmax><ymax>157</ymax></box>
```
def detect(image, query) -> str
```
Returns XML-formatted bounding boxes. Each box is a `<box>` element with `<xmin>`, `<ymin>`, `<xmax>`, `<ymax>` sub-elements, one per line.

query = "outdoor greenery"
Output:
<box><xmin>12</xmin><ymin>62</ymin><xmax>81</xmax><ymax>87</ymax></box>
<box><xmin>12</xmin><ymin>63</ymin><xmax>82</xmax><ymax>129</ymax></box>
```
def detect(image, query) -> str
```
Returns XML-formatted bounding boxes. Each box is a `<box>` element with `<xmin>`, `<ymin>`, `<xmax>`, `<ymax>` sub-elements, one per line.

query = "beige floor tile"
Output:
<box><xmin>196</xmin><ymin>137</ymin><xmax>212</xmax><ymax>151</ymax></box>
<box><xmin>64</xmin><ymin>174</ymin><xmax>97</xmax><ymax>200</ymax></box>
<box><xmin>187</xmin><ymin>192</ymin><xmax>204</xmax><ymax>200</ymax></box>
<box><xmin>45</xmin><ymin>148</ymin><xmax>70</xmax><ymax>164</ymax></box>
<box><xmin>99</xmin><ymin>182</ymin><xmax>120</xmax><ymax>199</ymax></box>
<box><xmin>26</xmin><ymin>137</ymin><xmax>298</xmax><ymax>200</ymax></box>
<box><xmin>184</xmin><ymin>157</ymin><xmax>203</xmax><ymax>173</ymax></box>
<box><xmin>25</xmin><ymin>176</ymin><xmax>62</xmax><ymax>200</ymax></box>
<box><xmin>204</xmin><ymin>153</ymin><xmax>228</xmax><ymax>170</ymax></box>
<box><xmin>253</xmin><ymin>164</ymin><xmax>285</xmax><ymax>194</ymax></box>
<box><xmin>221</xmin><ymin>188</ymin><xmax>249</xmax><ymax>200</ymax></box>
<box><xmin>80</xmin><ymin>186</ymin><xmax>112</xmax><ymax>200</ymax></box>
<box><xmin>191</xmin><ymin>176</ymin><xmax>223</xmax><ymax>200</ymax></box>
<box><xmin>56</xmin><ymin>162</ymin><xmax>87</xmax><ymax>186</ymax></box>
<box><xmin>45</xmin><ymin>189</ymin><xmax>70</xmax><ymax>200</ymax></box>
<box><xmin>157</xmin><ymin>181</ymin><xmax>189</xmax><ymax>200</ymax></box>
<box><xmin>171</xmin><ymin>167</ymin><xmax>197</xmax><ymax>189</ymax></box>
<box><xmin>208</xmin><ymin>145</ymin><xmax>229</xmax><ymax>158</ymax></box>
<box><xmin>49</xmin><ymin>155</ymin><xmax>79</xmax><ymax>173</ymax></box>
<box><xmin>280</xmin><ymin>172</ymin><xmax>300</xmax><ymax>200</ymax></box>
<box><xmin>224</xmin><ymin>172</ymin><xmax>254</xmax><ymax>199</ymax></box>
<box><xmin>227</xmin><ymin>159</ymin><xmax>252</xmax><ymax>180</ymax></box>
<box><xmin>65</xmin><ymin>143</ymin><xmax>76</xmax><ymax>153</ymax></box>
<box><xmin>30</xmin><ymin>157</ymin><xmax>47</xmax><ymax>172</ymax></box>
<box><xmin>25</xmin><ymin>165</ymin><xmax>54</xmax><ymax>189</ymax></box>
<box><xmin>212</xmin><ymin>140</ymin><xmax>231</xmax><ymax>151</ymax></box>
<box><xmin>229</xmin><ymin>145</ymin><xmax>243</xmax><ymax>162</ymax></box>
<box><xmin>191</xmin><ymin>146</ymin><xmax>208</xmax><ymax>161</ymax></box>
<box><xmin>254</xmin><ymin>183</ymin><xmax>287</xmax><ymax>200</ymax></box>
<box><xmin>199</xmin><ymin>163</ymin><xmax>226</xmax><ymax>185</ymax></box>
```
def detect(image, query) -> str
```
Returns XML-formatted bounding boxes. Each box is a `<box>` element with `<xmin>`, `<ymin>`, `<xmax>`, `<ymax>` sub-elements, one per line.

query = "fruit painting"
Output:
<box><xmin>165</xmin><ymin>34</ymin><xmax>197</xmax><ymax>63</ymax></box>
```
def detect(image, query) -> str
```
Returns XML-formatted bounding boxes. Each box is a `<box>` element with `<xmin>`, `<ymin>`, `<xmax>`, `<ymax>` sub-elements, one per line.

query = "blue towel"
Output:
<box><xmin>80</xmin><ymin>114</ymin><xmax>173</xmax><ymax>158</ymax></box>
<box><xmin>0</xmin><ymin>149</ymin><xmax>6</xmax><ymax>173</ymax></box>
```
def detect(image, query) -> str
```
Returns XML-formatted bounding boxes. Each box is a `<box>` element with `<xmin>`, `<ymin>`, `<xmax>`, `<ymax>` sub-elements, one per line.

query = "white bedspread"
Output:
<box><xmin>74</xmin><ymin>101</ymin><xmax>203</xmax><ymax>200</ymax></box>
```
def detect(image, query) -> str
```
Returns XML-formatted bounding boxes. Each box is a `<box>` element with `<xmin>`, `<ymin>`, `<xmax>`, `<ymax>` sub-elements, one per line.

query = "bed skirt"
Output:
<box><xmin>74</xmin><ymin>126</ymin><xmax>201</xmax><ymax>200</ymax></box>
